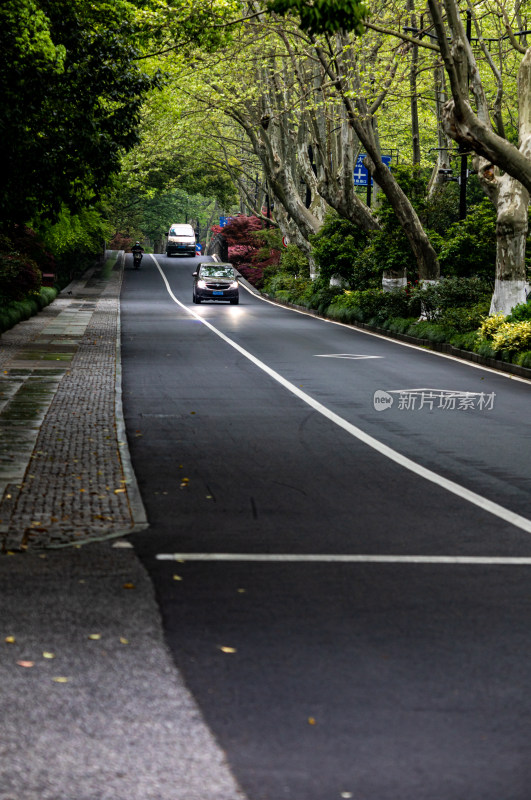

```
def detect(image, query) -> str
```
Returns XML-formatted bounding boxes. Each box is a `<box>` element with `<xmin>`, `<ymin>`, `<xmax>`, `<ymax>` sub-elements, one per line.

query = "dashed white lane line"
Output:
<box><xmin>150</xmin><ymin>254</ymin><xmax>531</xmax><ymax>535</ymax></box>
<box><xmin>156</xmin><ymin>553</ymin><xmax>531</xmax><ymax>565</ymax></box>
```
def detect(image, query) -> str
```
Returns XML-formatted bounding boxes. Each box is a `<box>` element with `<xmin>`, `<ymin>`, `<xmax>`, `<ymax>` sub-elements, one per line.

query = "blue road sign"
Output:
<box><xmin>219</xmin><ymin>216</ymin><xmax>235</xmax><ymax>228</ymax></box>
<box><xmin>354</xmin><ymin>154</ymin><xmax>392</xmax><ymax>186</ymax></box>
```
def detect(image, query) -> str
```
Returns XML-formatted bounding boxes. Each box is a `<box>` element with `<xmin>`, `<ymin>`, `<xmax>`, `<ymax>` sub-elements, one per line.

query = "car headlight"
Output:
<box><xmin>230</xmin><ymin>281</ymin><xmax>238</xmax><ymax>289</ymax></box>
<box><xmin>197</xmin><ymin>280</ymin><xmax>206</xmax><ymax>288</ymax></box>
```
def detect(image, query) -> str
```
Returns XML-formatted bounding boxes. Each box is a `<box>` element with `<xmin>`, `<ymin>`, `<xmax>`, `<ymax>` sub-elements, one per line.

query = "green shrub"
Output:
<box><xmin>410</xmin><ymin>276</ymin><xmax>491</xmax><ymax>321</ymax></box>
<box><xmin>0</xmin><ymin>250</ymin><xmax>42</xmax><ymax>302</ymax></box>
<box><xmin>279</xmin><ymin>244</ymin><xmax>310</xmax><ymax>277</ymax></box>
<box><xmin>491</xmin><ymin>320</ymin><xmax>531</xmax><ymax>352</ymax></box>
<box><xmin>328</xmin><ymin>287</ymin><xmax>416</xmax><ymax>324</ymax></box>
<box><xmin>475</xmin><ymin>341</ymin><xmax>498</xmax><ymax>358</ymax></box>
<box><xmin>327</xmin><ymin>302</ymin><xmax>364</xmax><ymax>324</ymax></box>
<box><xmin>384</xmin><ymin>316</ymin><xmax>418</xmax><ymax>335</ymax></box>
<box><xmin>0</xmin><ymin>287</ymin><xmax>57</xmax><ymax>333</ymax></box>
<box><xmin>438</xmin><ymin>200</ymin><xmax>497</xmax><ymax>279</ymax></box>
<box><xmin>449</xmin><ymin>330</ymin><xmax>480</xmax><ymax>351</ymax></box>
<box><xmin>36</xmin><ymin>205</ymin><xmax>108</xmax><ymax>287</ymax></box>
<box><xmin>262</xmin><ymin>270</ymin><xmax>313</xmax><ymax>305</ymax></box>
<box><xmin>506</xmin><ymin>299</ymin><xmax>531</xmax><ymax>322</ymax></box>
<box><xmin>474</xmin><ymin>312</ymin><xmax>511</xmax><ymax>354</ymax></box>
<box><xmin>437</xmin><ymin>301</ymin><xmax>490</xmax><ymax>332</ymax></box>
<box><xmin>513</xmin><ymin>351</ymin><xmax>531</xmax><ymax>368</ymax></box>
<box><xmin>305</xmin><ymin>283</ymin><xmax>344</xmax><ymax>314</ymax></box>
<box><xmin>408</xmin><ymin>321</ymin><xmax>452</xmax><ymax>343</ymax></box>
<box><xmin>310</xmin><ymin>213</ymin><xmax>379</xmax><ymax>288</ymax></box>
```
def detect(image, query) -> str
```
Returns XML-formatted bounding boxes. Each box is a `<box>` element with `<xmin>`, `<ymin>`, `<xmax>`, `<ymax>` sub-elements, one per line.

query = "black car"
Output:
<box><xmin>192</xmin><ymin>263</ymin><xmax>240</xmax><ymax>304</ymax></box>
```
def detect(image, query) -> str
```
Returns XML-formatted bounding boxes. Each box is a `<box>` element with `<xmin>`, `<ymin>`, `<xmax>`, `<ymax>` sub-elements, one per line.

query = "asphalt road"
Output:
<box><xmin>121</xmin><ymin>253</ymin><xmax>531</xmax><ymax>800</ymax></box>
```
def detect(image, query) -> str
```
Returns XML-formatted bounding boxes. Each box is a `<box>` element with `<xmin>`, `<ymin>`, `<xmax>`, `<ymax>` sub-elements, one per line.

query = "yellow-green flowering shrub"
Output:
<box><xmin>477</xmin><ymin>312</ymin><xmax>506</xmax><ymax>341</ymax></box>
<box><xmin>491</xmin><ymin>320</ymin><xmax>531</xmax><ymax>352</ymax></box>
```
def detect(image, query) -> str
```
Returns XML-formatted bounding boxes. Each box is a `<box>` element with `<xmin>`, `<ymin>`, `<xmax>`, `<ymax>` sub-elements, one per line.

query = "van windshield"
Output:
<box><xmin>169</xmin><ymin>226</ymin><xmax>193</xmax><ymax>236</ymax></box>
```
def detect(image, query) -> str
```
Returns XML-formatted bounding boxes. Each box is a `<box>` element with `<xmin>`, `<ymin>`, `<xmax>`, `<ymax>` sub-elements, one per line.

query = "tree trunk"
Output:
<box><xmin>407</xmin><ymin>0</ymin><xmax>421</xmax><ymax>165</ymax></box>
<box><xmin>490</xmin><ymin>172</ymin><xmax>529</xmax><ymax>314</ymax></box>
<box><xmin>479</xmin><ymin>48</ymin><xmax>531</xmax><ymax>314</ymax></box>
<box><xmin>312</xmin><ymin>38</ymin><xmax>440</xmax><ymax>283</ymax></box>
<box><xmin>428</xmin><ymin>0</ymin><xmax>531</xmax><ymax>196</ymax></box>
<box><xmin>427</xmin><ymin>66</ymin><xmax>453</xmax><ymax>196</ymax></box>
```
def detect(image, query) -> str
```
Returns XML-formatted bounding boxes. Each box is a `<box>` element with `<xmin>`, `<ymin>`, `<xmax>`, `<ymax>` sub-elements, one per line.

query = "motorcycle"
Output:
<box><xmin>133</xmin><ymin>250</ymin><xmax>143</xmax><ymax>269</ymax></box>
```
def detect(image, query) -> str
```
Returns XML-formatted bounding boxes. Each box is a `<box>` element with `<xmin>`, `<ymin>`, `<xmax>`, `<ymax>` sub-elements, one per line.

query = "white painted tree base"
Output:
<box><xmin>489</xmin><ymin>279</ymin><xmax>527</xmax><ymax>316</ymax></box>
<box><xmin>382</xmin><ymin>276</ymin><xmax>407</xmax><ymax>292</ymax></box>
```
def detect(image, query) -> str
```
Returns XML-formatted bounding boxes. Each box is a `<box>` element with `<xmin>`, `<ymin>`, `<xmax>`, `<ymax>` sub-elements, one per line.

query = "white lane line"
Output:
<box><xmin>156</xmin><ymin>553</ymin><xmax>531</xmax><ymax>565</ymax></box>
<box><xmin>237</xmin><ymin>280</ymin><xmax>531</xmax><ymax>385</ymax></box>
<box><xmin>314</xmin><ymin>354</ymin><xmax>383</xmax><ymax>360</ymax></box>
<box><xmin>149</xmin><ymin>254</ymin><xmax>531</xmax><ymax>535</ymax></box>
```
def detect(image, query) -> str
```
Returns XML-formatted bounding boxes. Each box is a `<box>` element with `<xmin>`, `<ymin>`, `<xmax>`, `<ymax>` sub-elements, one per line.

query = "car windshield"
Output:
<box><xmin>199</xmin><ymin>266</ymin><xmax>235</xmax><ymax>278</ymax></box>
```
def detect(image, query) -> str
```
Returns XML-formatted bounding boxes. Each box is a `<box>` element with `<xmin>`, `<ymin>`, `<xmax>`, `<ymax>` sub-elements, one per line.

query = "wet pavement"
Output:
<box><xmin>0</xmin><ymin>252</ymin><xmax>146</xmax><ymax>551</ymax></box>
<box><xmin>0</xmin><ymin>252</ymin><xmax>246</xmax><ymax>800</ymax></box>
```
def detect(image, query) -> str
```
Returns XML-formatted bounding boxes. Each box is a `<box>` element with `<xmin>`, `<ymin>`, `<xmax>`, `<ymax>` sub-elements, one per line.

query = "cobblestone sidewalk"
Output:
<box><xmin>0</xmin><ymin>252</ymin><xmax>147</xmax><ymax>551</ymax></box>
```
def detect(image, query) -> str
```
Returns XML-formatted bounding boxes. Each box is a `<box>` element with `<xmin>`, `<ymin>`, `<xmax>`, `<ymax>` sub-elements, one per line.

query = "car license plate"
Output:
<box><xmin>213</xmin><ymin>290</ymin><xmax>224</xmax><ymax>296</ymax></box>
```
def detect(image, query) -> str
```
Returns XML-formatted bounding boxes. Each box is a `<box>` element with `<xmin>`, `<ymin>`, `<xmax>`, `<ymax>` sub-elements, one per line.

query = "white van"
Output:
<box><xmin>166</xmin><ymin>223</ymin><xmax>196</xmax><ymax>257</ymax></box>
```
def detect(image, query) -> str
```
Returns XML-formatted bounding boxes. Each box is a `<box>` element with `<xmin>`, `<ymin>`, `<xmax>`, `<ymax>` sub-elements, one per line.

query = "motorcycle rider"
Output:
<box><xmin>131</xmin><ymin>241</ymin><xmax>144</xmax><ymax>268</ymax></box>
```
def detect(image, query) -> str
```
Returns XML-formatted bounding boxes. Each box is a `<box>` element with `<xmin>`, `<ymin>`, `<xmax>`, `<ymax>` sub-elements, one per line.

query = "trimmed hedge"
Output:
<box><xmin>0</xmin><ymin>287</ymin><xmax>57</xmax><ymax>334</ymax></box>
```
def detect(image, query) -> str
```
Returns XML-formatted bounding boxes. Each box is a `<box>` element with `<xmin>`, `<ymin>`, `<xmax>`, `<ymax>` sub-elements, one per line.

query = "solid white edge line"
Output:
<box><xmin>156</xmin><ymin>553</ymin><xmax>531</xmax><ymax>565</ymax></box>
<box><xmin>150</xmin><ymin>254</ymin><xmax>531</xmax><ymax>535</ymax></box>
<box><xmin>237</xmin><ymin>275</ymin><xmax>531</xmax><ymax>385</ymax></box>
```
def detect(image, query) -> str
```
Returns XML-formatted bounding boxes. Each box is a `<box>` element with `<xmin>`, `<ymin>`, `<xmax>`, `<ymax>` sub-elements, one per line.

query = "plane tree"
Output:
<box><xmin>264</xmin><ymin>0</ymin><xmax>531</xmax><ymax>311</ymax></box>
<box><xmin>425</xmin><ymin>0</ymin><xmax>531</xmax><ymax>312</ymax></box>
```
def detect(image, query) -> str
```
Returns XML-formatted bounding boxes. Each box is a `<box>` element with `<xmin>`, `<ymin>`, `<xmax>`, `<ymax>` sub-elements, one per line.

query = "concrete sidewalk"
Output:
<box><xmin>0</xmin><ymin>254</ymin><xmax>247</xmax><ymax>800</ymax></box>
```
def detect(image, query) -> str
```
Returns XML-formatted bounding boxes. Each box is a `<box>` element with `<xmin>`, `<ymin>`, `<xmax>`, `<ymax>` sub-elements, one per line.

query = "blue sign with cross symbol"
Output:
<box><xmin>354</xmin><ymin>154</ymin><xmax>392</xmax><ymax>186</ymax></box>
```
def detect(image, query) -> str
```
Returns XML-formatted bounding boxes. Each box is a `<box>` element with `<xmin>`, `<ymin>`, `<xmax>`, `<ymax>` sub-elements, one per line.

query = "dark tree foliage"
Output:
<box><xmin>267</xmin><ymin>0</ymin><xmax>367</xmax><ymax>35</ymax></box>
<box><xmin>1</xmin><ymin>0</ymin><xmax>160</xmax><ymax>229</ymax></box>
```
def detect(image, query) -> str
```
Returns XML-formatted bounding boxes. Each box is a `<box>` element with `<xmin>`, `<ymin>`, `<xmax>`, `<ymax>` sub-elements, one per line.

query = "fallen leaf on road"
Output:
<box><xmin>17</xmin><ymin>661</ymin><xmax>35</xmax><ymax>668</ymax></box>
<box><xmin>52</xmin><ymin>677</ymin><xmax>69</xmax><ymax>683</ymax></box>
<box><xmin>308</xmin><ymin>717</ymin><xmax>316</xmax><ymax>725</ymax></box>
<box><xmin>88</xmin><ymin>634</ymin><xmax>102</xmax><ymax>640</ymax></box>
<box><xmin>173</xmin><ymin>575</ymin><xmax>183</xmax><ymax>581</ymax></box>
<box><xmin>219</xmin><ymin>646</ymin><xmax>237</xmax><ymax>654</ymax></box>
<box><xmin>122</xmin><ymin>582</ymin><xmax>135</xmax><ymax>589</ymax></box>
<box><xmin>42</xmin><ymin>652</ymin><xmax>55</xmax><ymax>659</ymax></box>
<box><xmin>5</xmin><ymin>636</ymin><xmax>15</xmax><ymax>644</ymax></box>
<box><xmin>119</xmin><ymin>637</ymin><xmax>129</xmax><ymax>645</ymax></box>
<box><xmin>114</xmin><ymin>488</ymin><xmax>126</xmax><ymax>494</ymax></box>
